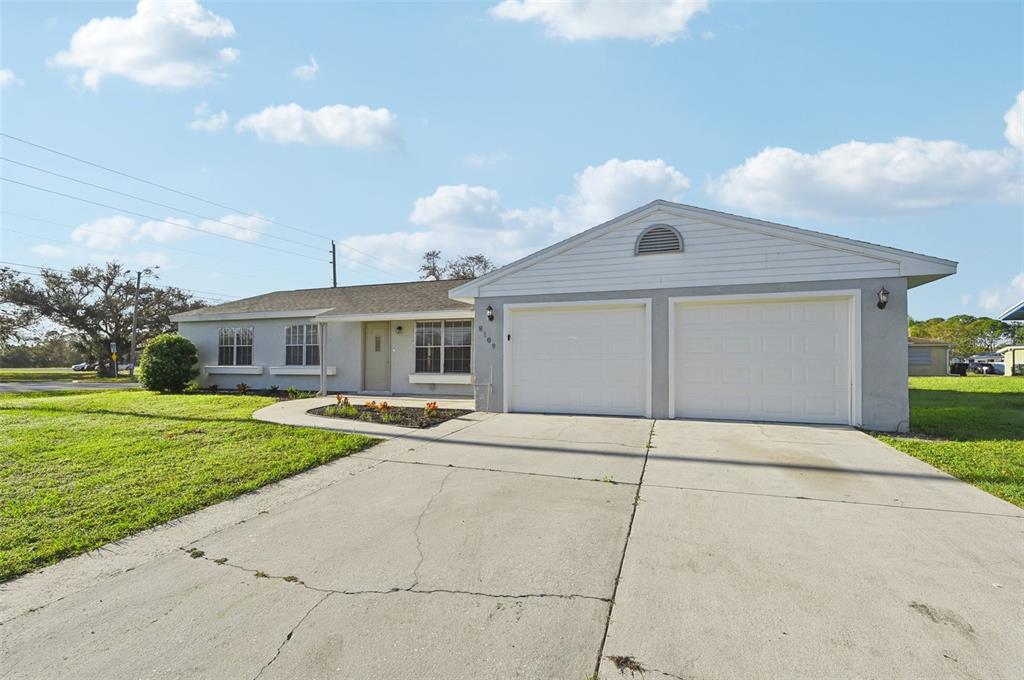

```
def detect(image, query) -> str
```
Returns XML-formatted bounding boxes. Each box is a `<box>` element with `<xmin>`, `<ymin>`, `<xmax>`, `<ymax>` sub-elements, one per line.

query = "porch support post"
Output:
<box><xmin>318</xmin><ymin>321</ymin><xmax>327</xmax><ymax>396</ymax></box>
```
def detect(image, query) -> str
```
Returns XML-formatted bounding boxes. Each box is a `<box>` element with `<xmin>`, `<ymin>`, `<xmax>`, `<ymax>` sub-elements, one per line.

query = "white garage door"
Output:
<box><xmin>507</xmin><ymin>303</ymin><xmax>649</xmax><ymax>416</ymax></box>
<box><xmin>673</xmin><ymin>297</ymin><xmax>853</xmax><ymax>425</ymax></box>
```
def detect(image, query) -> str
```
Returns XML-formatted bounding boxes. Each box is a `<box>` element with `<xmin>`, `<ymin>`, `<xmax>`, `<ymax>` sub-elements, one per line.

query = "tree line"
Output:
<box><xmin>0</xmin><ymin>263</ymin><xmax>203</xmax><ymax>375</ymax></box>
<box><xmin>909</xmin><ymin>315</ymin><xmax>1023</xmax><ymax>359</ymax></box>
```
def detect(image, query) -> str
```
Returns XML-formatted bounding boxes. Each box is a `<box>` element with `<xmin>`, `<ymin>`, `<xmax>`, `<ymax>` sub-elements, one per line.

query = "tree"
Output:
<box><xmin>138</xmin><ymin>333</ymin><xmax>199</xmax><ymax>392</ymax></box>
<box><xmin>908</xmin><ymin>314</ymin><xmax>1013</xmax><ymax>358</ymax></box>
<box><xmin>418</xmin><ymin>251</ymin><xmax>496</xmax><ymax>280</ymax></box>
<box><xmin>0</xmin><ymin>263</ymin><xmax>204</xmax><ymax>376</ymax></box>
<box><xmin>0</xmin><ymin>269</ymin><xmax>37</xmax><ymax>350</ymax></box>
<box><xmin>419</xmin><ymin>250</ymin><xmax>444</xmax><ymax>280</ymax></box>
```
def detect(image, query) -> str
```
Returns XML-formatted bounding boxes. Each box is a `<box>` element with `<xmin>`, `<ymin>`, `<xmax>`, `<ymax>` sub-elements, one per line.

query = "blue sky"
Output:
<box><xmin>1</xmin><ymin>0</ymin><xmax>1021</xmax><ymax>318</ymax></box>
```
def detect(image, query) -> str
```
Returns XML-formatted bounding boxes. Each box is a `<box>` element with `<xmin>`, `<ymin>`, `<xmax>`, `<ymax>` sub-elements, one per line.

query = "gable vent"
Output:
<box><xmin>635</xmin><ymin>225</ymin><xmax>683</xmax><ymax>255</ymax></box>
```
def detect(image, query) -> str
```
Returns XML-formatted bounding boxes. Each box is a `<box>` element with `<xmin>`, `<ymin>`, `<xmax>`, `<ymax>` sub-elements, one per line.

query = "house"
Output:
<box><xmin>171</xmin><ymin>279</ymin><xmax>476</xmax><ymax>397</ymax></box>
<box><xmin>174</xmin><ymin>200</ymin><xmax>957</xmax><ymax>432</ymax></box>
<box><xmin>999</xmin><ymin>300</ymin><xmax>1024</xmax><ymax>321</ymax></box>
<box><xmin>907</xmin><ymin>337</ymin><xmax>951</xmax><ymax>376</ymax></box>
<box><xmin>997</xmin><ymin>346</ymin><xmax>1023</xmax><ymax>376</ymax></box>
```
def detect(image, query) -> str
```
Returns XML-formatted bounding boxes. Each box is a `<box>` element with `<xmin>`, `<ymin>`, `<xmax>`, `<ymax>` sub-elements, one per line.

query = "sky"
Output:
<box><xmin>0</xmin><ymin>0</ymin><xmax>1022</xmax><ymax>318</ymax></box>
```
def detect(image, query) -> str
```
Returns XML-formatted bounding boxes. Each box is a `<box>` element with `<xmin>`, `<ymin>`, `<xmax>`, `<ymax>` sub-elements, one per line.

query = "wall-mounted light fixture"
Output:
<box><xmin>395</xmin><ymin>325</ymin><xmax>403</xmax><ymax>334</ymax></box>
<box><xmin>485</xmin><ymin>305</ymin><xmax>495</xmax><ymax>322</ymax></box>
<box><xmin>876</xmin><ymin>287</ymin><xmax>889</xmax><ymax>310</ymax></box>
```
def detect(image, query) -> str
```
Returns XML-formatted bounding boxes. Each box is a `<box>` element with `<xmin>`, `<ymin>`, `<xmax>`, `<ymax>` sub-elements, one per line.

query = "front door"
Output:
<box><xmin>363</xmin><ymin>321</ymin><xmax>391</xmax><ymax>392</ymax></box>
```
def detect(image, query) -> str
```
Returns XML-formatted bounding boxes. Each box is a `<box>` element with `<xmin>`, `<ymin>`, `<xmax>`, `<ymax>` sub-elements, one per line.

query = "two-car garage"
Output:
<box><xmin>503</xmin><ymin>294</ymin><xmax>857</xmax><ymax>426</ymax></box>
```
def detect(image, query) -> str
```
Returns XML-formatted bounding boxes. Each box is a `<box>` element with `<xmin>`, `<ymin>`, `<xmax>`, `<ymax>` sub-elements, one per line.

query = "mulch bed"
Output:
<box><xmin>308</xmin><ymin>403</ymin><xmax>471</xmax><ymax>429</ymax></box>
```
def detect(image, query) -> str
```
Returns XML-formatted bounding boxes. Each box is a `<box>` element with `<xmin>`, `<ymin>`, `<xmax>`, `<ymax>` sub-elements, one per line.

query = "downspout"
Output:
<box><xmin>318</xmin><ymin>321</ymin><xmax>327</xmax><ymax>396</ymax></box>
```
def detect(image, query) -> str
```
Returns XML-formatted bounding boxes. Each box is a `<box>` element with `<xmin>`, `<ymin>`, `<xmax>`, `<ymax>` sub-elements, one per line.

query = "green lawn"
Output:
<box><xmin>0</xmin><ymin>390</ymin><xmax>376</xmax><ymax>581</ymax></box>
<box><xmin>0</xmin><ymin>367</ymin><xmax>135</xmax><ymax>382</ymax></box>
<box><xmin>876</xmin><ymin>376</ymin><xmax>1024</xmax><ymax>508</ymax></box>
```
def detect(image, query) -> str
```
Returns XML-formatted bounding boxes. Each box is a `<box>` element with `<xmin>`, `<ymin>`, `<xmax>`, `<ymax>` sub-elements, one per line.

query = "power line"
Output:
<box><xmin>4</xmin><ymin>267</ymin><xmax>234</xmax><ymax>303</ymax></box>
<box><xmin>0</xmin><ymin>156</ymin><xmax>325</xmax><ymax>252</ymax></box>
<box><xmin>0</xmin><ymin>132</ymin><xmax>419</xmax><ymax>277</ymax></box>
<box><xmin>0</xmin><ymin>209</ymin><xmax>382</xmax><ymax>283</ymax></box>
<box><xmin>0</xmin><ymin>224</ymin><xmax>271</xmax><ymax>283</ymax></box>
<box><xmin>0</xmin><ymin>260</ymin><xmax>238</xmax><ymax>300</ymax></box>
<box><xmin>1</xmin><ymin>177</ymin><xmax>328</xmax><ymax>263</ymax></box>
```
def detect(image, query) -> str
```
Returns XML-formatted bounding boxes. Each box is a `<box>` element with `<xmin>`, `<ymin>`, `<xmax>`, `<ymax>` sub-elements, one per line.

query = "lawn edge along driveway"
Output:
<box><xmin>873</xmin><ymin>376</ymin><xmax>1023</xmax><ymax>508</ymax></box>
<box><xmin>0</xmin><ymin>390</ymin><xmax>378</xmax><ymax>581</ymax></box>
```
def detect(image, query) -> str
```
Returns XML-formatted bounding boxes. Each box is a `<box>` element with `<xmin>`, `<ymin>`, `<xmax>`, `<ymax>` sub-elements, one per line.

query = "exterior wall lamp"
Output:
<box><xmin>876</xmin><ymin>287</ymin><xmax>890</xmax><ymax>310</ymax></box>
<box><xmin>485</xmin><ymin>305</ymin><xmax>495</xmax><ymax>322</ymax></box>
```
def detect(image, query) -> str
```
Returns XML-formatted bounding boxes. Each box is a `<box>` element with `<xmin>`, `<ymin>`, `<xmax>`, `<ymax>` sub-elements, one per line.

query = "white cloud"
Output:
<box><xmin>138</xmin><ymin>216</ymin><xmax>193</xmax><ymax>242</ymax></box>
<box><xmin>0</xmin><ymin>68</ymin><xmax>24</xmax><ymax>87</ymax></box>
<box><xmin>556</xmin><ymin>158</ymin><xmax>690</xmax><ymax>236</ymax></box>
<box><xmin>51</xmin><ymin>0</ymin><xmax>237</xmax><ymax>91</ymax></box>
<box><xmin>490</xmin><ymin>0</ymin><xmax>708</xmax><ymax>44</ymax></box>
<box><xmin>197</xmin><ymin>213</ymin><xmax>266</xmax><ymax>241</ymax></box>
<box><xmin>464</xmin><ymin>151</ymin><xmax>509</xmax><ymax>167</ymax></box>
<box><xmin>1005</xmin><ymin>90</ymin><xmax>1024</xmax><ymax>151</ymax></box>
<box><xmin>188</xmin><ymin>101</ymin><xmax>229</xmax><ymax>133</ymax></box>
<box><xmin>978</xmin><ymin>272</ymin><xmax>1024</xmax><ymax>314</ymax></box>
<box><xmin>291</xmin><ymin>55</ymin><xmax>319</xmax><ymax>80</ymax></box>
<box><xmin>709</xmin><ymin>93</ymin><xmax>1024</xmax><ymax>219</ymax></box>
<box><xmin>235</xmin><ymin>103</ymin><xmax>400</xmax><ymax>149</ymax></box>
<box><xmin>30</xmin><ymin>244</ymin><xmax>69</xmax><ymax>259</ymax></box>
<box><xmin>71</xmin><ymin>215</ymin><xmax>137</xmax><ymax>249</ymax></box>
<box><xmin>339</xmin><ymin>157</ymin><xmax>690</xmax><ymax>275</ymax></box>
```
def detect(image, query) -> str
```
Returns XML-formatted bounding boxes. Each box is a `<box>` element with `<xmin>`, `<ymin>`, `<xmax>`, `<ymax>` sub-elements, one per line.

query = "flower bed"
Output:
<box><xmin>308</xmin><ymin>397</ymin><xmax>471</xmax><ymax>429</ymax></box>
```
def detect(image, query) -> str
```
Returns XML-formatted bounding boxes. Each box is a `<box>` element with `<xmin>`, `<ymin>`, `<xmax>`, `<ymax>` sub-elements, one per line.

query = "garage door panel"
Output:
<box><xmin>508</xmin><ymin>304</ymin><xmax>648</xmax><ymax>417</ymax></box>
<box><xmin>674</xmin><ymin>297</ymin><xmax>852</xmax><ymax>425</ymax></box>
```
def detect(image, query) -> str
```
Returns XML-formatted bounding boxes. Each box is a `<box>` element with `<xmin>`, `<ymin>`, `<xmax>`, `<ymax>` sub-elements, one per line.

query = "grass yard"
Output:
<box><xmin>876</xmin><ymin>376</ymin><xmax>1024</xmax><ymax>508</ymax></box>
<box><xmin>0</xmin><ymin>390</ymin><xmax>377</xmax><ymax>581</ymax></box>
<box><xmin>0</xmin><ymin>367</ymin><xmax>135</xmax><ymax>382</ymax></box>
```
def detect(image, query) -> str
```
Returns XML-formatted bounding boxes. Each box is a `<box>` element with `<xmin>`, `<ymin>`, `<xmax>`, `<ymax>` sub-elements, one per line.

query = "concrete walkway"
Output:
<box><xmin>3</xmin><ymin>415</ymin><xmax>1022</xmax><ymax>679</ymax></box>
<box><xmin>252</xmin><ymin>394</ymin><xmax>476</xmax><ymax>439</ymax></box>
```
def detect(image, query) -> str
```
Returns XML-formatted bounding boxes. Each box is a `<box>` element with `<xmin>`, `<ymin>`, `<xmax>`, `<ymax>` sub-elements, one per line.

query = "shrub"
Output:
<box><xmin>236</xmin><ymin>383</ymin><xmax>250</xmax><ymax>395</ymax></box>
<box><xmin>424</xmin><ymin>401</ymin><xmax>439</xmax><ymax>418</ymax></box>
<box><xmin>269</xmin><ymin>385</ymin><xmax>280</xmax><ymax>397</ymax></box>
<box><xmin>137</xmin><ymin>334</ymin><xmax>199</xmax><ymax>393</ymax></box>
<box><xmin>287</xmin><ymin>386</ymin><xmax>300</xmax><ymax>400</ymax></box>
<box><xmin>208</xmin><ymin>384</ymin><xmax>219</xmax><ymax>394</ymax></box>
<box><xmin>183</xmin><ymin>381</ymin><xmax>200</xmax><ymax>394</ymax></box>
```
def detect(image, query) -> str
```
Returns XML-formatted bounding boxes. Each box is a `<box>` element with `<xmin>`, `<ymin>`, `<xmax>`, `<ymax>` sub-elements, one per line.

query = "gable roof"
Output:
<box><xmin>171</xmin><ymin>279</ymin><xmax>471</xmax><ymax>322</ymax></box>
<box><xmin>449</xmin><ymin>200</ymin><xmax>958</xmax><ymax>301</ymax></box>
<box><xmin>1000</xmin><ymin>300</ymin><xmax>1024</xmax><ymax>321</ymax></box>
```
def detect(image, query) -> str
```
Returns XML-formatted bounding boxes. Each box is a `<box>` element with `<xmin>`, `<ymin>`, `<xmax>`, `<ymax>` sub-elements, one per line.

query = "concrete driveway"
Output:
<box><xmin>2</xmin><ymin>415</ymin><xmax>1021</xmax><ymax>679</ymax></box>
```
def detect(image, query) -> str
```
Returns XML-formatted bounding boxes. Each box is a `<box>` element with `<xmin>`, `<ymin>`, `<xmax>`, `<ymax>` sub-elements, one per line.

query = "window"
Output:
<box><xmin>218</xmin><ymin>327</ymin><xmax>253</xmax><ymax>366</ymax></box>
<box><xmin>635</xmin><ymin>224</ymin><xmax>683</xmax><ymax>255</ymax></box>
<box><xmin>909</xmin><ymin>347</ymin><xmax>933</xmax><ymax>365</ymax></box>
<box><xmin>285</xmin><ymin>324</ymin><xmax>319</xmax><ymax>366</ymax></box>
<box><xmin>415</xmin><ymin>320</ymin><xmax>471</xmax><ymax>374</ymax></box>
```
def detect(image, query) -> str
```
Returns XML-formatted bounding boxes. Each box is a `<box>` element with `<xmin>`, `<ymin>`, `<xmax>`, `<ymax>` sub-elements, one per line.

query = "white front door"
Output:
<box><xmin>673</xmin><ymin>296</ymin><xmax>853</xmax><ymax>425</ymax></box>
<box><xmin>506</xmin><ymin>303</ymin><xmax>649</xmax><ymax>416</ymax></box>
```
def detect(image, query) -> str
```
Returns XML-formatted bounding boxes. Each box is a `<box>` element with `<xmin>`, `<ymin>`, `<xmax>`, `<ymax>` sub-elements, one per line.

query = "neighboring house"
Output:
<box><xmin>907</xmin><ymin>338</ymin><xmax>951</xmax><ymax>376</ymax></box>
<box><xmin>171</xmin><ymin>279</ymin><xmax>476</xmax><ymax>397</ymax></box>
<box><xmin>997</xmin><ymin>346</ymin><xmax>1023</xmax><ymax>376</ymax></box>
<box><xmin>174</xmin><ymin>200</ymin><xmax>958</xmax><ymax>432</ymax></box>
<box><xmin>999</xmin><ymin>300</ymin><xmax>1024</xmax><ymax>321</ymax></box>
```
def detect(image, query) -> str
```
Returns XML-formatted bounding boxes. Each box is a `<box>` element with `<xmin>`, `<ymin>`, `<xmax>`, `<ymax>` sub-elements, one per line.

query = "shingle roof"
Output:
<box><xmin>907</xmin><ymin>337</ymin><xmax>952</xmax><ymax>346</ymax></box>
<box><xmin>174</xmin><ymin>279</ymin><xmax>472</xmax><ymax>320</ymax></box>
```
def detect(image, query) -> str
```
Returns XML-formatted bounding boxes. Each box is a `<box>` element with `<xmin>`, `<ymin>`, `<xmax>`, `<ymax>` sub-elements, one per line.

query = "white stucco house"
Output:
<box><xmin>173</xmin><ymin>200</ymin><xmax>957</xmax><ymax>432</ymax></box>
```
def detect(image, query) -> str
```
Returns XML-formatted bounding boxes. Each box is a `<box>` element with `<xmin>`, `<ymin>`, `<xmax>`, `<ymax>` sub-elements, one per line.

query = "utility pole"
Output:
<box><xmin>129</xmin><ymin>270</ymin><xmax>141</xmax><ymax>378</ymax></box>
<box><xmin>331</xmin><ymin>240</ymin><xmax>337</xmax><ymax>288</ymax></box>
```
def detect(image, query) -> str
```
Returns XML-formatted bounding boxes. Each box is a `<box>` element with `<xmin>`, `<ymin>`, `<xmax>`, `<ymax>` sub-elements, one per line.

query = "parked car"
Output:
<box><xmin>71</xmin><ymin>362</ymin><xmax>89</xmax><ymax>371</ymax></box>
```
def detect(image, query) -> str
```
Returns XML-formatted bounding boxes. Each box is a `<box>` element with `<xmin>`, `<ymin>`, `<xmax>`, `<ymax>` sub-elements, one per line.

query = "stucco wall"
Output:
<box><xmin>908</xmin><ymin>345</ymin><xmax>950</xmax><ymax>376</ymax></box>
<box><xmin>470</xmin><ymin>276</ymin><xmax>910</xmax><ymax>432</ymax></box>
<box><xmin>176</xmin><ymin>317</ymin><xmax>473</xmax><ymax>397</ymax></box>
